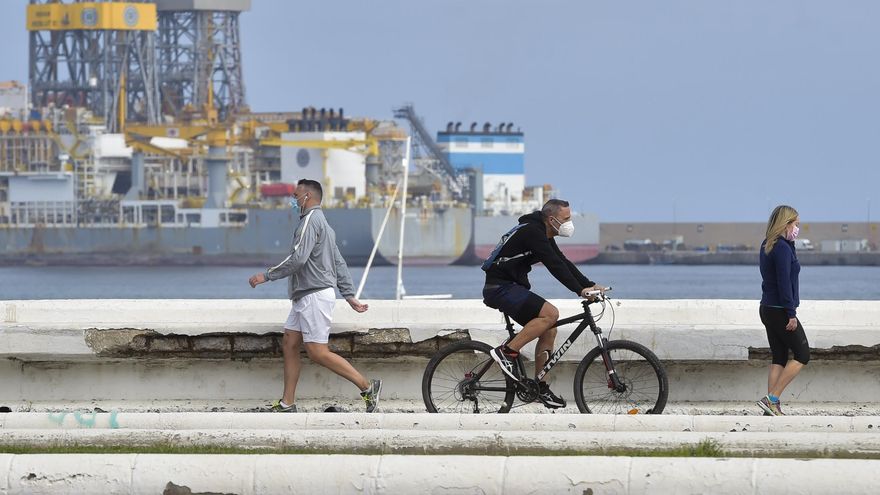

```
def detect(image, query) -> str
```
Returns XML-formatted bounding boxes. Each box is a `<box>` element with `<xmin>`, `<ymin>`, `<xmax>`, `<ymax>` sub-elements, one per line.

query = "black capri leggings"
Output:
<box><xmin>759</xmin><ymin>305</ymin><xmax>810</xmax><ymax>366</ymax></box>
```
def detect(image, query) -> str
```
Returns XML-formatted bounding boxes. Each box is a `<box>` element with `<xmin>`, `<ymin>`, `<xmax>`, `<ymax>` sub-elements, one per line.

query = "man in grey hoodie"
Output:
<box><xmin>249</xmin><ymin>179</ymin><xmax>381</xmax><ymax>413</ymax></box>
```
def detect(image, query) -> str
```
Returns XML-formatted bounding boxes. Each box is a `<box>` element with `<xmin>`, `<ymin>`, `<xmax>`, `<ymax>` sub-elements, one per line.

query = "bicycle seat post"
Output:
<box><xmin>503</xmin><ymin>313</ymin><xmax>516</xmax><ymax>338</ymax></box>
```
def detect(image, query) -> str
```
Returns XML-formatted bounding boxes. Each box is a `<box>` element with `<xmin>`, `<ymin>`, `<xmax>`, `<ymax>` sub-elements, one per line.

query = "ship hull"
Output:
<box><xmin>0</xmin><ymin>207</ymin><xmax>473</xmax><ymax>266</ymax></box>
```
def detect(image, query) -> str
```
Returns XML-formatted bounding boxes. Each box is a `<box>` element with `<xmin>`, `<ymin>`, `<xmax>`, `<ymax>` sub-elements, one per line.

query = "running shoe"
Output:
<box><xmin>490</xmin><ymin>346</ymin><xmax>521</xmax><ymax>381</ymax></box>
<box><xmin>538</xmin><ymin>381</ymin><xmax>566</xmax><ymax>409</ymax></box>
<box><xmin>757</xmin><ymin>395</ymin><xmax>783</xmax><ymax>416</ymax></box>
<box><xmin>361</xmin><ymin>378</ymin><xmax>382</xmax><ymax>413</ymax></box>
<box><xmin>270</xmin><ymin>400</ymin><xmax>297</xmax><ymax>413</ymax></box>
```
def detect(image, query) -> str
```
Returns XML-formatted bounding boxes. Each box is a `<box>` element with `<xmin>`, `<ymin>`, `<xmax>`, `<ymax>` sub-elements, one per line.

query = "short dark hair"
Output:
<box><xmin>297</xmin><ymin>179</ymin><xmax>323</xmax><ymax>201</ymax></box>
<box><xmin>541</xmin><ymin>199</ymin><xmax>569</xmax><ymax>218</ymax></box>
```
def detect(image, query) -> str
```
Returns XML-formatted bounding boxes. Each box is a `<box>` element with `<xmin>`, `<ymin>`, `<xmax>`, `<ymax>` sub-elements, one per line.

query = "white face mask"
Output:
<box><xmin>552</xmin><ymin>217</ymin><xmax>575</xmax><ymax>237</ymax></box>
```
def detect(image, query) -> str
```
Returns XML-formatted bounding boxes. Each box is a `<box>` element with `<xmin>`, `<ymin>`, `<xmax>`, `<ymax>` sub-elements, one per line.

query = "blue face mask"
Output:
<box><xmin>289</xmin><ymin>194</ymin><xmax>308</xmax><ymax>214</ymax></box>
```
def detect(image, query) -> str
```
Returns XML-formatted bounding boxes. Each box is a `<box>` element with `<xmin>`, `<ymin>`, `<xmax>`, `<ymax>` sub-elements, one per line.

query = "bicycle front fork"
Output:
<box><xmin>598</xmin><ymin>337</ymin><xmax>626</xmax><ymax>392</ymax></box>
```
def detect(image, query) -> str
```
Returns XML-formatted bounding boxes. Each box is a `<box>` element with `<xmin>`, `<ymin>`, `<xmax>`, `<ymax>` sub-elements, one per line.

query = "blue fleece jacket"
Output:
<box><xmin>759</xmin><ymin>237</ymin><xmax>800</xmax><ymax>317</ymax></box>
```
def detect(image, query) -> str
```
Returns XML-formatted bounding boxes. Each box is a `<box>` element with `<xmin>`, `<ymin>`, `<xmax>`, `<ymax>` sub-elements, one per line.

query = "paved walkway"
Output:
<box><xmin>4</xmin><ymin>399</ymin><xmax>880</xmax><ymax>416</ymax></box>
<box><xmin>4</xmin><ymin>411</ymin><xmax>880</xmax><ymax>493</ymax></box>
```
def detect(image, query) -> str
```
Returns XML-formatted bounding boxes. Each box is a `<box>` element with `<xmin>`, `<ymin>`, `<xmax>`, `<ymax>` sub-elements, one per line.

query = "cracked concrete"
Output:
<box><xmin>749</xmin><ymin>344</ymin><xmax>880</xmax><ymax>361</ymax></box>
<box><xmin>79</xmin><ymin>326</ymin><xmax>880</xmax><ymax>362</ymax></box>
<box><xmin>164</xmin><ymin>481</ymin><xmax>237</xmax><ymax>495</ymax></box>
<box><xmin>83</xmin><ymin>327</ymin><xmax>472</xmax><ymax>359</ymax></box>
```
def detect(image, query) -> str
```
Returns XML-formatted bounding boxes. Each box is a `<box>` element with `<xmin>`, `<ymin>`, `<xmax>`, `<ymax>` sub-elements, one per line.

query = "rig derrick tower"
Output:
<box><xmin>28</xmin><ymin>0</ymin><xmax>161</xmax><ymax>131</ymax></box>
<box><xmin>155</xmin><ymin>0</ymin><xmax>250</xmax><ymax>122</ymax></box>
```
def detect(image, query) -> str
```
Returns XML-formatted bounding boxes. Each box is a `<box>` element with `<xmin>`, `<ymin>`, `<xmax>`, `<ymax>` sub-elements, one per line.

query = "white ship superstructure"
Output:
<box><xmin>438</xmin><ymin>122</ymin><xmax>599</xmax><ymax>263</ymax></box>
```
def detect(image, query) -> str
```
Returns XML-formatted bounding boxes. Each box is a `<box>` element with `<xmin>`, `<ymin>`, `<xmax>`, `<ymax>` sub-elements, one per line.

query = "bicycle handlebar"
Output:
<box><xmin>583</xmin><ymin>286</ymin><xmax>612</xmax><ymax>301</ymax></box>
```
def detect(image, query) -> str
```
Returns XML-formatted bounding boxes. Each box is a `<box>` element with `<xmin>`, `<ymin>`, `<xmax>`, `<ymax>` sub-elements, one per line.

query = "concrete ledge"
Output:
<box><xmin>2</xmin><ymin>454</ymin><xmax>880</xmax><ymax>494</ymax></box>
<box><xmin>3</xmin><ymin>299</ymin><xmax>880</xmax><ymax>406</ymax></box>
<box><xmin>2</xmin><ymin>412</ymin><xmax>880</xmax><ymax>434</ymax></box>
<box><xmin>3</xmin><ymin>299</ymin><xmax>880</xmax><ymax>362</ymax></box>
<box><xmin>2</xmin><ymin>428</ymin><xmax>880</xmax><ymax>457</ymax></box>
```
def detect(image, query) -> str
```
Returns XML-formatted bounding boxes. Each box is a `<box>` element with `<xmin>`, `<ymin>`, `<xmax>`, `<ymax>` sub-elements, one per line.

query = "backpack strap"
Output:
<box><xmin>481</xmin><ymin>223</ymin><xmax>530</xmax><ymax>271</ymax></box>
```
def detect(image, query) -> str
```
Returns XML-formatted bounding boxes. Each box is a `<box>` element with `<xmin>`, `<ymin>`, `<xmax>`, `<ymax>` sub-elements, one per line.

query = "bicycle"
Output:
<box><xmin>422</xmin><ymin>289</ymin><xmax>669</xmax><ymax>414</ymax></box>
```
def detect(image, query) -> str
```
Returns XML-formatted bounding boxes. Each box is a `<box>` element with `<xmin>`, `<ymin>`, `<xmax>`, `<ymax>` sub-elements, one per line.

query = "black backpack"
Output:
<box><xmin>481</xmin><ymin>223</ymin><xmax>532</xmax><ymax>271</ymax></box>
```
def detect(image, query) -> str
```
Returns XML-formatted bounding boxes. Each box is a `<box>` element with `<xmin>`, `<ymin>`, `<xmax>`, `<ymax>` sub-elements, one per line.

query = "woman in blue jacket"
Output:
<box><xmin>757</xmin><ymin>205</ymin><xmax>809</xmax><ymax>416</ymax></box>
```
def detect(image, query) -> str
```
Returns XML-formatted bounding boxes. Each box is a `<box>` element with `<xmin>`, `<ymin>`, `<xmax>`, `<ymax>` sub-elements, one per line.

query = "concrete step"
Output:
<box><xmin>3</xmin><ymin>427</ymin><xmax>880</xmax><ymax>458</ymax></box>
<box><xmin>3</xmin><ymin>454</ymin><xmax>879</xmax><ymax>495</ymax></box>
<box><xmin>3</xmin><ymin>411</ymin><xmax>880</xmax><ymax>433</ymax></box>
<box><xmin>3</xmin><ymin>399</ymin><xmax>880</xmax><ymax>416</ymax></box>
<box><xmin>3</xmin><ymin>412</ymin><xmax>880</xmax><ymax>457</ymax></box>
<box><xmin>5</xmin><ymin>358</ymin><xmax>880</xmax><ymax>405</ymax></box>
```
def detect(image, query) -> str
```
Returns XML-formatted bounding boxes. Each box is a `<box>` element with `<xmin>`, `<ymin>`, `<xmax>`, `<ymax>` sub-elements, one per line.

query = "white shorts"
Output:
<box><xmin>283</xmin><ymin>287</ymin><xmax>336</xmax><ymax>343</ymax></box>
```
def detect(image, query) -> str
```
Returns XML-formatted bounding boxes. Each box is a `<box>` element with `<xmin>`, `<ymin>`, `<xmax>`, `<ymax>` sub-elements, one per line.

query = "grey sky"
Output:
<box><xmin>2</xmin><ymin>0</ymin><xmax>878</xmax><ymax>222</ymax></box>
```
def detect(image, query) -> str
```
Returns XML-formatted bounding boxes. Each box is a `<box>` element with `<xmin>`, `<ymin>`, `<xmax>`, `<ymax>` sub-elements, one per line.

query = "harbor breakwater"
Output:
<box><xmin>2</xmin><ymin>250</ymin><xmax>879</xmax><ymax>266</ymax></box>
<box><xmin>591</xmin><ymin>250</ymin><xmax>880</xmax><ymax>266</ymax></box>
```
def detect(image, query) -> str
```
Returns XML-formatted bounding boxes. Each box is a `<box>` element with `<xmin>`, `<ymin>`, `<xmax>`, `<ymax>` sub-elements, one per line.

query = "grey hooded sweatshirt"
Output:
<box><xmin>264</xmin><ymin>205</ymin><xmax>356</xmax><ymax>301</ymax></box>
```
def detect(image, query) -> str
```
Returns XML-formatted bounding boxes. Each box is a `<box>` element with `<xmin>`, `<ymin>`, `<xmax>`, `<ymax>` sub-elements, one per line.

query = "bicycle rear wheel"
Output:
<box><xmin>422</xmin><ymin>340</ymin><xmax>515</xmax><ymax>413</ymax></box>
<box><xmin>573</xmin><ymin>340</ymin><xmax>668</xmax><ymax>414</ymax></box>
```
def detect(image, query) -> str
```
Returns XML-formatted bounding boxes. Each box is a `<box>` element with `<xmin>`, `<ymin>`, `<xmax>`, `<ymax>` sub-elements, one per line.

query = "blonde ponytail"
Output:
<box><xmin>764</xmin><ymin>205</ymin><xmax>799</xmax><ymax>254</ymax></box>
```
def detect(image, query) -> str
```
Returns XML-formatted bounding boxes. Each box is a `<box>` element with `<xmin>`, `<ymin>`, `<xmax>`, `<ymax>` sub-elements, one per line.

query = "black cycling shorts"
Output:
<box><xmin>759</xmin><ymin>305</ymin><xmax>810</xmax><ymax>366</ymax></box>
<box><xmin>482</xmin><ymin>283</ymin><xmax>547</xmax><ymax>327</ymax></box>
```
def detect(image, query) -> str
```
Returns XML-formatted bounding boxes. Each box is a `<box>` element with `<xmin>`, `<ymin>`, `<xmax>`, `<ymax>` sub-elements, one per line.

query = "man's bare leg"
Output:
<box><xmin>507</xmin><ymin>302</ymin><xmax>559</xmax><ymax>352</ymax></box>
<box><xmin>534</xmin><ymin>327</ymin><xmax>558</xmax><ymax>378</ymax></box>
<box><xmin>304</xmin><ymin>342</ymin><xmax>370</xmax><ymax>391</ymax></box>
<box><xmin>281</xmin><ymin>330</ymin><xmax>303</xmax><ymax>405</ymax></box>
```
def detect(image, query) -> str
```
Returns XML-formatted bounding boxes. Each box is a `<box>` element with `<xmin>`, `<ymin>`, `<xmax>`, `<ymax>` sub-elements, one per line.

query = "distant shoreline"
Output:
<box><xmin>1</xmin><ymin>251</ymin><xmax>879</xmax><ymax>267</ymax></box>
<box><xmin>588</xmin><ymin>251</ymin><xmax>880</xmax><ymax>266</ymax></box>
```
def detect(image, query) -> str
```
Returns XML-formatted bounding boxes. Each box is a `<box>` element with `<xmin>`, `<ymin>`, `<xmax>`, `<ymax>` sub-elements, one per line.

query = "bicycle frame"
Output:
<box><xmin>504</xmin><ymin>299</ymin><xmax>625</xmax><ymax>392</ymax></box>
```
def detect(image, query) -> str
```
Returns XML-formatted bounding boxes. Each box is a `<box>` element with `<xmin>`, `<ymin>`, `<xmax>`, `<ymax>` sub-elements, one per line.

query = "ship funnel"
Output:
<box><xmin>506</xmin><ymin>122</ymin><xmax>514</xmax><ymax>132</ymax></box>
<box><xmin>454</xmin><ymin>121</ymin><xmax>462</xmax><ymax>131</ymax></box>
<box><xmin>446</xmin><ymin>121</ymin><xmax>454</xmax><ymax>132</ymax></box>
<box><xmin>204</xmin><ymin>145</ymin><xmax>229</xmax><ymax>209</ymax></box>
<box><xmin>124</xmin><ymin>151</ymin><xmax>146</xmax><ymax>200</ymax></box>
<box><xmin>470</xmin><ymin>122</ymin><xmax>477</xmax><ymax>132</ymax></box>
<box><xmin>483</xmin><ymin>122</ymin><xmax>491</xmax><ymax>132</ymax></box>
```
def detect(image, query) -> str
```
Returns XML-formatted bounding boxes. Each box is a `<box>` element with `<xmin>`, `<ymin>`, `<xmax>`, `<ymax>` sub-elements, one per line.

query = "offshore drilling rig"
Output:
<box><xmin>8</xmin><ymin>0</ymin><xmax>416</xmax><ymax>222</ymax></box>
<box><xmin>0</xmin><ymin>0</ymin><xmax>491</xmax><ymax>266</ymax></box>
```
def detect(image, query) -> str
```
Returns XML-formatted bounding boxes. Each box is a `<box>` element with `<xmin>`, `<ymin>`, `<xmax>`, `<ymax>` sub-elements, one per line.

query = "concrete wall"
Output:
<box><xmin>2</xmin><ymin>299</ymin><xmax>880</xmax><ymax>405</ymax></box>
<box><xmin>1</xmin><ymin>454</ymin><xmax>879</xmax><ymax>494</ymax></box>
<box><xmin>5</xmin><ymin>298</ymin><xmax>880</xmax><ymax>359</ymax></box>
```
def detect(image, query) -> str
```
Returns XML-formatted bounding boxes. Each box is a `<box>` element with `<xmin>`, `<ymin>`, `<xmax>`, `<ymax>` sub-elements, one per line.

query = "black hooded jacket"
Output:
<box><xmin>484</xmin><ymin>211</ymin><xmax>594</xmax><ymax>295</ymax></box>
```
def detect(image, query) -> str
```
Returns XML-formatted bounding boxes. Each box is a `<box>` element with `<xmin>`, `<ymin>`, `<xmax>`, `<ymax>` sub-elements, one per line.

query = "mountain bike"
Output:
<box><xmin>422</xmin><ymin>289</ymin><xmax>668</xmax><ymax>414</ymax></box>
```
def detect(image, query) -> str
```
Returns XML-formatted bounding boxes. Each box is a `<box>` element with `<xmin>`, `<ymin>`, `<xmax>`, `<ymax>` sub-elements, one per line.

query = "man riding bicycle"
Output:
<box><xmin>483</xmin><ymin>199</ymin><xmax>605</xmax><ymax>409</ymax></box>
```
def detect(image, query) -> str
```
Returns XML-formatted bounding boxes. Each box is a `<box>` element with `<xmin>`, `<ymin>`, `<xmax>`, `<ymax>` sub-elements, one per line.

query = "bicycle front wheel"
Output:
<box><xmin>573</xmin><ymin>340</ymin><xmax>668</xmax><ymax>414</ymax></box>
<box><xmin>422</xmin><ymin>340</ymin><xmax>515</xmax><ymax>414</ymax></box>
